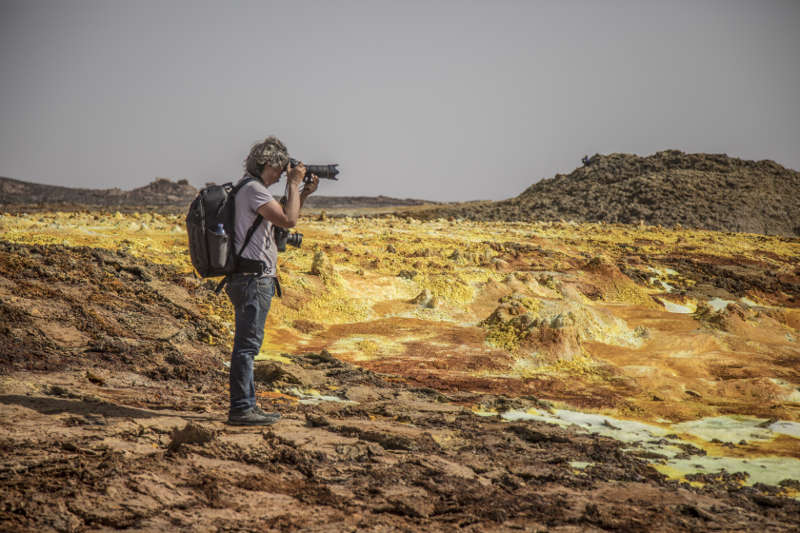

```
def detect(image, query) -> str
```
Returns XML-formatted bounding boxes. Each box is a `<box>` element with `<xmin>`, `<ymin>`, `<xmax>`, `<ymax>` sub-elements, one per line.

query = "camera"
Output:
<box><xmin>274</xmin><ymin>226</ymin><xmax>302</xmax><ymax>251</ymax></box>
<box><xmin>274</xmin><ymin>157</ymin><xmax>338</xmax><ymax>251</ymax></box>
<box><xmin>287</xmin><ymin>158</ymin><xmax>340</xmax><ymax>183</ymax></box>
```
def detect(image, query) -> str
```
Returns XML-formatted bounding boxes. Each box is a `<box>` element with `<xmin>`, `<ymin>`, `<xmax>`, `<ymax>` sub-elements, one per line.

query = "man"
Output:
<box><xmin>226</xmin><ymin>136</ymin><xmax>318</xmax><ymax>426</ymax></box>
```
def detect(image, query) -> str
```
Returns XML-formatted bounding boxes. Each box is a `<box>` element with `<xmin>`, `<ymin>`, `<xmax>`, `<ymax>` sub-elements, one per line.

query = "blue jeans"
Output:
<box><xmin>225</xmin><ymin>274</ymin><xmax>275</xmax><ymax>413</ymax></box>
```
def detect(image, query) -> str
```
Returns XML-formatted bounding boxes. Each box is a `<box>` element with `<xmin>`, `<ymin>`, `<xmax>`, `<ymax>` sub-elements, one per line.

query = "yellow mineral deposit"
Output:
<box><xmin>2</xmin><ymin>209</ymin><xmax>798</xmax><ymax>493</ymax></box>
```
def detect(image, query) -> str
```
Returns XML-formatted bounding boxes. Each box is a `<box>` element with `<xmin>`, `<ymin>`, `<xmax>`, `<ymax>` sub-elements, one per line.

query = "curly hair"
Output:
<box><xmin>244</xmin><ymin>136</ymin><xmax>289</xmax><ymax>177</ymax></box>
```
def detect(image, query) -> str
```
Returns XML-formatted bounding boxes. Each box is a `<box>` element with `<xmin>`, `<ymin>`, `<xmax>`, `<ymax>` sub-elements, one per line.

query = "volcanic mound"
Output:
<box><xmin>410</xmin><ymin>150</ymin><xmax>800</xmax><ymax>236</ymax></box>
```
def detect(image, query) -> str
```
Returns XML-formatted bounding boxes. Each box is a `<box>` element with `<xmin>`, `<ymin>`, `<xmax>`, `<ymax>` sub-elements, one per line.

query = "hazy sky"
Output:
<box><xmin>1</xmin><ymin>1</ymin><xmax>798</xmax><ymax>201</ymax></box>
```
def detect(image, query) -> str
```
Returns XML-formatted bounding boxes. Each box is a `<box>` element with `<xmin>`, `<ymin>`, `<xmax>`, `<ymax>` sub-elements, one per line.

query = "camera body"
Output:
<box><xmin>274</xmin><ymin>226</ymin><xmax>302</xmax><ymax>252</ymax></box>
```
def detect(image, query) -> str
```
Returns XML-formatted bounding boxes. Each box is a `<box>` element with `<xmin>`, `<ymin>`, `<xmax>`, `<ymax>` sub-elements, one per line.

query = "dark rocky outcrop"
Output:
<box><xmin>409</xmin><ymin>151</ymin><xmax>800</xmax><ymax>236</ymax></box>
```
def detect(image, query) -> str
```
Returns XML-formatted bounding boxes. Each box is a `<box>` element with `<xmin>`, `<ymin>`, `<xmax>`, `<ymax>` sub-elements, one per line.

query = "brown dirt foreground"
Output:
<box><xmin>1</xmin><ymin>242</ymin><xmax>799</xmax><ymax>531</ymax></box>
<box><xmin>3</xmin><ymin>362</ymin><xmax>800</xmax><ymax>533</ymax></box>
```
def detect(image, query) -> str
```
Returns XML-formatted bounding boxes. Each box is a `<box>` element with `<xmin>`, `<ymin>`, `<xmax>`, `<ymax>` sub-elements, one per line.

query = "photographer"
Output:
<box><xmin>226</xmin><ymin>136</ymin><xmax>318</xmax><ymax>426</ymax></box>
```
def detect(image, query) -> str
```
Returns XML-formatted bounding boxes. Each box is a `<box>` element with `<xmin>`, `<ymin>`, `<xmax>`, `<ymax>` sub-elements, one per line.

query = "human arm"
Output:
<box><xmin>256</xmin><ymin>162</ymin><xmax>305</xmax><ymax>228</ymax></box>
<box><xmin>299</xmin><ymin>174</ymin><xmax>319</xmax><ymax>208</ymax></box>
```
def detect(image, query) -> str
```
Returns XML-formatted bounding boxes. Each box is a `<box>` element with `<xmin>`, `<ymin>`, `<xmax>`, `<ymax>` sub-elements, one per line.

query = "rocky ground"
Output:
<box><xmin>1</xmin><ymin>211</ymin><xmax>799</xmax><ymax>530</ymax></box>
<box><xmin>409</xmin><ymin>151</ymin><xmax>800</xmax><ymax>237</ymax></box>
<box><xmin>3</xmin><ymin>353</ymin><xmax>799</xmax><ymax>532</ymax></box>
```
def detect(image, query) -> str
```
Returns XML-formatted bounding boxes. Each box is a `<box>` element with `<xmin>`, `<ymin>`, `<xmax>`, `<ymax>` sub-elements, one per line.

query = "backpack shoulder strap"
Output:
<box><xmin>214</xmin><ymin>176</ymin><xmax>265</xmax><ymax>294</ymax></box>
<box><xmin>237</xmin><ymin>214</ymin><xmax>263</xmax><ymax>257</ymax></box>
<box><xmin>231</xmin><ymin>176</ymin><xmax>265</xmax><ymax>258</ymax></box>
<box><xmin>231</xmin><ymin>175</ymin><xmax>256</xmax><ymax>195</ymax></box>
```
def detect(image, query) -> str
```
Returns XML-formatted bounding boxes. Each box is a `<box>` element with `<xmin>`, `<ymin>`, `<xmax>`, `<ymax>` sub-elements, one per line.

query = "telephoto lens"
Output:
<box><xmin>288</xmin><ymin>158</ymin><xmax>339</xmax><ymax>181</ymax></box>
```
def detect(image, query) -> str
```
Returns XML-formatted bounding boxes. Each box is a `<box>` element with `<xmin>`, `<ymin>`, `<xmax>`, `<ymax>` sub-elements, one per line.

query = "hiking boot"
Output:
<box><xmin>227</xmin><ymin>407</ymin><xmax>280</xmax><ymax>426</ymax></box>
<box><xmin>254</xmin><ymin>405</ymin><xmax>282</xmax><ymax>421</ymax></box>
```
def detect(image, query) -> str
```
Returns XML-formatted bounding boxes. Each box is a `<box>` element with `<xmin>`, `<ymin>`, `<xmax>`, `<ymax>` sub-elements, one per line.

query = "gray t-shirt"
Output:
<box><xmin>234</xmin><ymin>177</ymin><xmax>278</xmax><ymax>277</ymax></box>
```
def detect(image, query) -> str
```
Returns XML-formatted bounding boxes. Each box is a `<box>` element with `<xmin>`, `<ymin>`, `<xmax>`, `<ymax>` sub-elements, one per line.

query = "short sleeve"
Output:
<box><xmin>246</xmin><ymin>181</ymin><xmax>275</xmax><ymax>215</ymax></box>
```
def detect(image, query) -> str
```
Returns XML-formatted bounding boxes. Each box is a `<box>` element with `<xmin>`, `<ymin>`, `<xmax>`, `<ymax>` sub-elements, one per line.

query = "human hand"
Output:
<box><xmin>302</xmin><ymin>174</ymin><xmax>319</xmax><ymax>196</ymax></box>
<box><xmin>286</xmin><ymin>161</ymin><xmax>306</xmax><ymax>188</ymax></box>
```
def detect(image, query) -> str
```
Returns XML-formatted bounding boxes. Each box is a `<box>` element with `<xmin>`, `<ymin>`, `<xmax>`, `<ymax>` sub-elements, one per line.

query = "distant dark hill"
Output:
<box><xmin>127</xmin><ymin>178</ymin><xmax>198</xmax><ymax>205</ymax></box>
<box><xmin>0</xmin><ymin>177</ymin><xmax>197</xmax><ymax>208</ymax></box>
<box><xmin>0</xmin><ymin>177</ymin><xmax>434</xmax><ymax>212</ymax></box>
<box><xmin>408</xmin><ymin>151</ymin><xmax>800</xmax><ymax>236</ymax></box>
<box><xmin>302</xmin><ymin>195</ymin><xmax>433</xmax><ymax>209</ymax></box>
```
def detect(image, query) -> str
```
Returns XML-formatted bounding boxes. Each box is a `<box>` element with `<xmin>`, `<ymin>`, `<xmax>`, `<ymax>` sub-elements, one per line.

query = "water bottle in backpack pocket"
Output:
<box><xmin>207</xmin><ymin>223</ymin><xmax>230</xmax><ymax>270</ymax></box>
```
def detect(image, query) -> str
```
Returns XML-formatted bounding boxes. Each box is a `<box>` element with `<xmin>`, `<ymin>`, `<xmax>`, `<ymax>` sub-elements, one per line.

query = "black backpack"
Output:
<box><xmin>185</xmin><ymin>177</ymin><xmax>263</xmax><ymax>283</ymax></box>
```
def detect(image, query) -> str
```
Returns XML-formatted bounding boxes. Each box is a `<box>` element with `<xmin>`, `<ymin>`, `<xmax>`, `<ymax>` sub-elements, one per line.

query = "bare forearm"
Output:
<box><xmin>299</xmin><ymin>175</ymin><xmax>318</xmax><ymax>209</ymax></box>
<box><xmin>299</xmin><ymin>191</ymin><xmax>311</xmax><ymax>209</ymax></box>
<box><xmin>283</xmin><ymin>184</ymin><xmax>301</xmax><ymax>227</ymax></box>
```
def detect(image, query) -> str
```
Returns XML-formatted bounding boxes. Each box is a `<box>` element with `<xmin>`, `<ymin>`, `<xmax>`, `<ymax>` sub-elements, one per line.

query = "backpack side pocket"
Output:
<box><xmin>207</xmin><ymin>230</ymin><xmax>230</xmax><ymax>271</ymax></box>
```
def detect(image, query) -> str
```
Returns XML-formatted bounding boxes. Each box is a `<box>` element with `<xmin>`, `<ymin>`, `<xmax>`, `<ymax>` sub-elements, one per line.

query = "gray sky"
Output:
<box><xmin>1</xmin><ymin>0</ymin><xmax>798</xmax><ymax>201</ymax></box>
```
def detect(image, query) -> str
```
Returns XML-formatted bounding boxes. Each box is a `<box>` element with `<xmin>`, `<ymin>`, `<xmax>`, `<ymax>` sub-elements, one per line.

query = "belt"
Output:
<box><xmin>214</xmin><ymin>257</ymin><xmax>282</xmax><ymax>297</ymax></box>
<box><xmin>237</xmin><ymin>257</ymin><xmax>268</xmax><ymax>275</ymax></box>
<box><xmin>223</xmin><ymin>272</ymin><xmax>282</xmax><ymax>298</ymax></box>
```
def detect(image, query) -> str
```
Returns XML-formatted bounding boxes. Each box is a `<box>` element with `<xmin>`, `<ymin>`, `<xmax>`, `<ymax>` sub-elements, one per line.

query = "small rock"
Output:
<box><xmin>387</xmin><ymin>493</ymin><xmax>435</xmax><ymax>518</ymax></box>
<box><xmin>550</xmin><ymin>313</ymin><xmax>565</xmax><ymax>329</ymax></box>
<box><xmin>757</xmin><ymin>417</ymin><xmax>778</xmax><ymax>428</ymax></box>
<box><xmin>311</xmin><ymin>250</ymin><xmax>334</xmax><ymax>277</ymax></box>
<box><xmin>302</xmin><ymin>350</ymin><xmax>341</xmax><ymax>366</ymax></box>
<box><xmin>410</xmin><ymin>289</ymin><xmax>436</xmax><ymax>309</ymax></box>
<box><xmin>292</xmin><ymin>319</ymin><xmax>324</xmax><ymax>334</ymax></box>
<box><xmin>491</xmin><ymin>258</ymin><xmax>509</xmax><ymax>270</ymax></box>
<box><xmin>45</xmin><ymin>385</ymin><xmax>80</xmax><ymax>399</ymax></box>
<box><xmin>752</xmin><ymin>494</ymin><xmax>784</xmax><ymax>508</ymax></box>
<box><xmin>168</xmin><ymin>423</ymin><xmax>216</xmax><ymax>453</ymax></box>
<box><xmin>254</xmin><ymin>362</ymin><xmax>301</xmax><ymax>384</ymax></box>
<box><xmin>397</xmin><ymin>269</ymin><xmax>417</xmax><ymax>280</ymax></box>
<box><xmin>305</xmin><ymin>414</ymin><xmax>330</xmax><ymax>427</ymax></box>
<box><xmin>85</xmin><ymin>370</ymin><xmax>106</xmax><ymax>386</ymax></box>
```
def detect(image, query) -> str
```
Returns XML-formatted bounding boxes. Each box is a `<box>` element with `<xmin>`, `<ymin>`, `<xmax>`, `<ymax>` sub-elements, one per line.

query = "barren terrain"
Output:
<box><xmin>1</xmin><ymin>209</ymin><xmax>799</xmax><ymax>531</ymax></box>
<box><xmin>411</xmin><ymin>151</ymin><xmax>800</xmax><ymax>236</ymax></box>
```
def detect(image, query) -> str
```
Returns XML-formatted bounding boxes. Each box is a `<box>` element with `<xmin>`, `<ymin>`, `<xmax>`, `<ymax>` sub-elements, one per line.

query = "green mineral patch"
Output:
<box><xmin>498</xmin><ymin>407</ymin><xmax>800</xmax><ymax>498</ymax></box>
<box><xmin>673</xmin><ymin>416</ymin><xmax>800</xmax><ymax>444</ymax></box>
<box><xmin>707</xmin><ymin>297</ymin><xmax>735</xmax><ymax>311</ymax></box>
<box><xmin>655</xmin><ymin>457</ymin><xmax>800</xmax><ymax>494</ymax></box>
<box><xmin>287</xmin><ymin>387</ymin><xmax>354</xmax><ymax>405</ymax></box>
<box><xmin>660</xmin><ymin>299</ymin><xmax>695</xmax><ymax>314</ymax></box>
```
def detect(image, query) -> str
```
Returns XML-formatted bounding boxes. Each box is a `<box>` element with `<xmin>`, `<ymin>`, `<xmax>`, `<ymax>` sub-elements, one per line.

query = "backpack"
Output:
<box><xmin>185</xmin><ymin>177</ymin><xmax>263</xmax><ymax>283</ymax></box>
